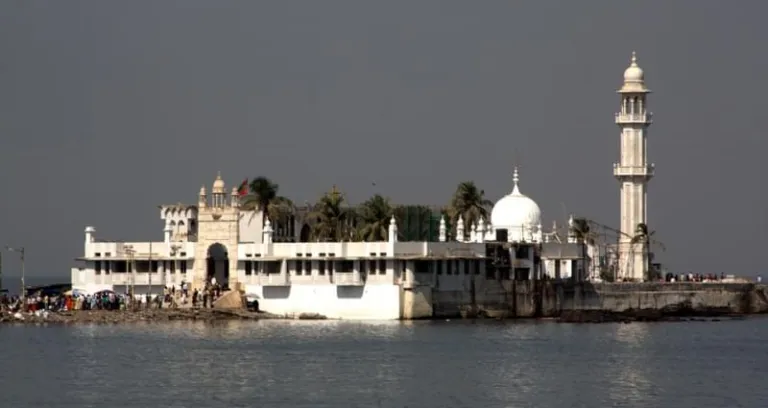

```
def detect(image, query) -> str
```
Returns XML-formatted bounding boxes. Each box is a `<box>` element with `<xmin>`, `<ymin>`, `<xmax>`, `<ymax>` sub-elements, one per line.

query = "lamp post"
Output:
<box><xmin>148</xmin><ymin>241</ymin><xmax>153</xmax><ymax>307</ymax></box>
<box><xmin>170</xmin><ymin>244</ymin><xmax>181</xmax><ymax>306</ymax></box>
<box><xmin>5</xmin><ymin>246</ymin><xmax>25</xmax><ymax>311</ymax></box>
<box><xmin>124</xmin><ymin>245</ymin><xmax>135</xmax><ymax>310</ymax></box>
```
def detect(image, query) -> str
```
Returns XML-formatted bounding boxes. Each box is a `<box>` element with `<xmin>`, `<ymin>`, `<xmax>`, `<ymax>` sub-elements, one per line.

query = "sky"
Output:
<box><xmin>1</xmin><ymin>1</ymin><xmax>767</xmax><ymax>279</ymax></box>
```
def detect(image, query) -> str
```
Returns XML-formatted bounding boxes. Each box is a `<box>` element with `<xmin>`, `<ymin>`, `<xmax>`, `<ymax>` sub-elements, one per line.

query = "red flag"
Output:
<box><xmin>237</xmin><ymin>179</ymin><xmax>248</xmax><ymax>196</ymax></box>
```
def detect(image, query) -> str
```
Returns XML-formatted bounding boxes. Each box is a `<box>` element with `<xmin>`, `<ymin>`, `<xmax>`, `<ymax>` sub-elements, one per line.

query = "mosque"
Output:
<box><xmin>71</xmin><ymin>53</ymin><xmax>654</xmax><ymax>319</ymax></box>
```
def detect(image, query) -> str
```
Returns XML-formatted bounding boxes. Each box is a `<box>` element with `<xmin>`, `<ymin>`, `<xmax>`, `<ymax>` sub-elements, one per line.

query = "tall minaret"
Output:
<box><xmin>614</xmin><ymin>52</ymin><xmax>654</xmax><ymax>281</ymax></box>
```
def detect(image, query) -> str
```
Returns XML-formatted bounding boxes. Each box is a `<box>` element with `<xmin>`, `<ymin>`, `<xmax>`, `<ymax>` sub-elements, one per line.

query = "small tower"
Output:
<box><xmin>614</xmin><ymin>52</ymin><xmax>654</xmax><ymax>281</ymax></box>
<box><xmin>388</xmin><ymin>215</ymin><xmax>398</xmax><ymax>243</ymax></box>
<box><xmin>211</xmin><ymin>172</ymin><xmax>226</xmax><ymax>208</ymax></box>
<box><xmin>84</xmin><ymin>226</ymin><xmax>95</xmax><ymax>243</ymax></box>
<box><xmin>263</xmin><ymin>217</ymin><xmax>273</xmax><ymax>244</ymax></box>
<box><xmin>163</xmin><ymin>225</ymin><xmax>172</xmax><ymax>243</ymax></box>
<box><xmin>567</xmin><ymin>214</ymin><xmax>577</xmax><ymax>244</ymax></box>
<box><xmin>230</xmin><ymin>187</ymin><xmax>239</xmax><ymax>208</ymax></box>
<box><xmin>477</xmin><ymin>218</ymin><xmax>485</xmax><ymax>243</ymax></box>
<box><xmin>198</xmin><ymin>186</ymin><xmax>207</xmax><ymax>208</ymax></box>
<box><xmin>456</xmin><ymin>215</ymin><xmax>465</xmax><ymax>242</ymax></box>
<box><xmin>438</xmin><ymin>215</ymin><xmax>447</xmax><ymax>242</ymax></box>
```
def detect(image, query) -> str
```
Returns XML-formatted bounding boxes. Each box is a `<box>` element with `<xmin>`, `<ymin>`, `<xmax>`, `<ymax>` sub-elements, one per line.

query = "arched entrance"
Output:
<box><xmin>206</xmin><ymin>243</ymin><xmax>229</xmax><ymax>289</ymax></box>
<box><xmin>299</xmin><ymin>224</ymin><xmax>311</xmax><ymax>242</ymax></box>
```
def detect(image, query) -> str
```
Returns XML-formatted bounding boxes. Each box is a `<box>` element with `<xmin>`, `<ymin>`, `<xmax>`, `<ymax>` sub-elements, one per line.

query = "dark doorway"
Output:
<box><xmin>299</xmin><ymin>224</ymin><xmax>311</xmax><ymax>242</ymax></box>
<box><xmin>207</xmin><ymin>243</ymin><xmax>229</xmax><ymax>289</ymax></box>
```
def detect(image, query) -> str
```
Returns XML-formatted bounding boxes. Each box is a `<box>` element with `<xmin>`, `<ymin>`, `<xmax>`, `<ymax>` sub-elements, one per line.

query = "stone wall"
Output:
<box><xmin>420</xmin><ymin>280</ymin><xmax>768</xmax><ymax>319</ymax></box>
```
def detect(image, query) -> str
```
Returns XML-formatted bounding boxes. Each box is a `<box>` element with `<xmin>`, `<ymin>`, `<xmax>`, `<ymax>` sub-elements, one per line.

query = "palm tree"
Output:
<box><xmin>571</xmin><ymin>217</ymin><xmax>598</xmax><ymax>281</ymax></box>
<box><xmin>239</xmin><ymin>176</ymin><xmax>294</xmax><ymax>227</ymax></box>
<box><xmin>447</xmin><ymin>181</ymin><xmax>493</xmax><ymax>238</ymax></box>
<box><xmin>356</xmin><ymin>194</ymin><xmax>396</xmax><ymax>241</ymax></box>
<box><xmin>307</xmin><ymin>186</ymin><xmax>353</xmax><ymax>242</ymax></box>
<box><xmin>631</xmin><ymin>223</ymin><xmax>664</xmax><ymax>281</ymax></box>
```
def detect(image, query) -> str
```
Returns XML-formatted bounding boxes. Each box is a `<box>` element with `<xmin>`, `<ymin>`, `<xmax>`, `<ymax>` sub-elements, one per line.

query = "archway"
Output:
<box><xmin>299</xmin><ymin>224</ymin><xmax>311</xmax><ymax>242</ymax></box>
<box><xmin>206</xmin><ymin>243</ymin><xmax>229</xmax><ymax>289</ymax></box>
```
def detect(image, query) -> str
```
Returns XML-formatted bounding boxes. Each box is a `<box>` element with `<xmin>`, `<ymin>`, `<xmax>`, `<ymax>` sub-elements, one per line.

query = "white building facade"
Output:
<box><xmin>70</xmin><ymin>53</ymin><xmax>654</xmax><ymax>319</ymax></box>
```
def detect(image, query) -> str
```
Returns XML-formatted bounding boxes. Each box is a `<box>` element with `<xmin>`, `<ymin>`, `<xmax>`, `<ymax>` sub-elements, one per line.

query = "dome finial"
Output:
<box><xmin>512</xmin><ymin>166</ymin><xmax>521</xmax><ymax>194</ymax></box>
<box><xmin>631</xmin><ymin>51</ymin><xmax>637</xmax><ymax>65</ymax></box>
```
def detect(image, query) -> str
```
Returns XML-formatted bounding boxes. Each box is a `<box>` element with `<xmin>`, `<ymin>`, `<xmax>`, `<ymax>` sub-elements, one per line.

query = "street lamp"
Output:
<box><xmin>124</xmin><ymin>245</ymin><xmax>135</xmax><ymax>309</ymax></box>
<box><xmin>5</xmin><ymin>246</ymin><xmax>25</xmax><ymax>310</ymax></box>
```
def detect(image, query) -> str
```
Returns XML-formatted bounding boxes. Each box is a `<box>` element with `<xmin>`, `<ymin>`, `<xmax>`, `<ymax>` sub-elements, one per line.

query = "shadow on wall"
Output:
<box><xmin>263</xmin><ymin>286</ymin><xmax>291</xmax><ymax>299</ymax></box>
<box><xmin>337</xmin><ymin>286</ymin><xmax>364</xmax><ymax>299</ymax></box>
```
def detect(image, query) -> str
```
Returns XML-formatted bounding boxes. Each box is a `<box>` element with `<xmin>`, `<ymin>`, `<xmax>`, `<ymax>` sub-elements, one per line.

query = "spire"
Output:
<box><xmin>512</xmin><ymin>166</ymin><xmax>521</xmax><ymax>195</ymax></box>
<box><xmin>631</xmin><ymin>50</ymin><xmax>637</xmax><ymax>66</ymax></box>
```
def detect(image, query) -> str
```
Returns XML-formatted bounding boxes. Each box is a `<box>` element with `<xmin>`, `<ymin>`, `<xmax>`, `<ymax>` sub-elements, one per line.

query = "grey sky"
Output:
<box><xmin>1</xmin><ymin>1</ymin><xmax>765</xmax><ymax>278</ymax></box>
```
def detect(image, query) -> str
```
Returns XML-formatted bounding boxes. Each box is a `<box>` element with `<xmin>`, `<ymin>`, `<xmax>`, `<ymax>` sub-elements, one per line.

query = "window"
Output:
<box><xmin>368</xmin><ymin>259</ymin><xmax>377</xmax><ymax>274</ymax></box>
<box><xmin>150</xmin><ymin>260</ymin><xmax>158</xmax><ymax>273</ymax></box>
<box><xmin>180</xmin><ymin>261</ymin><xmax>187</xmax><ymax>274</ymax></box>
<box><xmin>264</xmin><ymin>261</ymin><xmax>281</xmax><ymax>274</ymax></box>
<box><xmin>359</xmin><ymin>260</ymin><xmax>367</xmax><ymax>274</ymax></box>
<box><xmin>318</xmin><ymin>260</ymin><xmax>326</xmax><ymax>275</ymax></box>
<box><xmin>446</xmin><ymin>261</ymin><xmax>453</xmax><ymax>275</ymax></box>
<box><xmin>436</xmin><ymin>261</ymin><xmax>443</xmax><ymax>275</ymax></box>
<box><xmin>245</xmin><ymin>261</ymin><xmax>252</xmax><ymax>276</ymax></box>
<box><xmin>95</xmin><ymin>261</ymin><xmax>102</xmax><ymax>274</ymax></box>
<box><xmin>414</xmin><ymin>260</ymin><xmax>430</xmax><ymax>274</ymax></box>
<box><xmin>378</xmin><ymin>259</ymin><xmax>386</xmax><ymax>275</ymax></box>
<box><xmin>337</xmin><ymin>260</ymin><xmax>353</xmax><ymax>273</ymax></box>
<box><xmin>296</xmin><ymin>260</ymin><xmax>303</xmax><ymax>275</ymax></box>
<box><xmin>486</xmin><ymin>260</ymin><xmax>495</xmax><ymax>279</ymax></box>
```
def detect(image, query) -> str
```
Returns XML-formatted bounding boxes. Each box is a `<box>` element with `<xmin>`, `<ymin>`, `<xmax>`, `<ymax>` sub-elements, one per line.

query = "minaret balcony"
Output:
<box><xmin>613</xmin><ymin>164</ymin><xmax>655</xmax><ymax>178</ymax></box>
<box><xmin>615</xmin><ymin>112</ymin><xmax>652</xmax><ymax>124</ymax></box>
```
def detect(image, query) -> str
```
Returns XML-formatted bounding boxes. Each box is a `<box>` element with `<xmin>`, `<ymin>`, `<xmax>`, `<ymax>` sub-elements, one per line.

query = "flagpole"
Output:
<box><xmin>149</xmin><ymin>240</ymin><xmax>152</xmax><ymax>308</ymax></box>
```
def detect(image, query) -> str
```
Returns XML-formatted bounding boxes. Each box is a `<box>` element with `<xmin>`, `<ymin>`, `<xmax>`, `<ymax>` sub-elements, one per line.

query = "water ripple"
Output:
<box><xmin>1</xmin><ymin>318</ymin><xmax>766</xmax><ymax>408</ymax></box>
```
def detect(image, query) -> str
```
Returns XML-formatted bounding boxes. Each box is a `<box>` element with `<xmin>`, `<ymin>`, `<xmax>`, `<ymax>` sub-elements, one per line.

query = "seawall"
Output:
<box><xmin>405</xmin><ymin>281</ymin><xmax>768</xmax><ymax>320</ymax></box>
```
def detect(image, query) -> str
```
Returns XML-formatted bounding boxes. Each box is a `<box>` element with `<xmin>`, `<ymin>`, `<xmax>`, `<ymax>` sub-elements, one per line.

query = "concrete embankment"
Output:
<box><xmin>412</xmin><ymin>281</ymin><xmax>768</xmax><ymax>322</ymax></box>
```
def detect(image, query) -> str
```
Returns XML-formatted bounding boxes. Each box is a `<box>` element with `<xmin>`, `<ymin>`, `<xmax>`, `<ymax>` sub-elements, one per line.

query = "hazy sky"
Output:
<box><xmin>1</xmin><ymin>1</ymin><xmax>766</xmax><ymax>279</ymax></box>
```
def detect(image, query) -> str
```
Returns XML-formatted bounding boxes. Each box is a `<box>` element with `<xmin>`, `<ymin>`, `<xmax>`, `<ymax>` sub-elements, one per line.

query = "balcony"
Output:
<box><xmin>334</xmin><ymin>272</ymin><xmax>364</xmax><ymax>286</ymax></box>
<box><xmin>613</xmin><ymin>164</ymin><xmax>655</xmax><ymax>178</ymax></box>
<box><xmin>256</xmin><ymin>272</ymin><xmax>291</xmax><ymax>286</ymax></box>
<box><xmin>615</xmin><ymin>112</ymin><xmax>652</xmax><ymax>124</ymax></box>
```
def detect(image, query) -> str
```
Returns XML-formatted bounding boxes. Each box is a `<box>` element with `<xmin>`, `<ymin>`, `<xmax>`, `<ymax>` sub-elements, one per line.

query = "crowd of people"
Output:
<box><xmin>0</xmin><ymin>278</ymin><xmax>226</xmax><ymax>313</ymax></box>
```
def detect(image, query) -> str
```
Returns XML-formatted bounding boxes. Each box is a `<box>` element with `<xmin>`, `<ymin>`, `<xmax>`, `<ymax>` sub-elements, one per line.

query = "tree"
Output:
<box><xmin>570</xmin><ymin>217</ymin><xmax>596</xmax><ymax>281</ymax></box>
<box><xmin>356</xmin><ymin>194</ymin><xmax>396</xmax><ymax>241</ymax></box>
<box><xmin>307</xmin><ymin>186</ymin><xmax>353</xmax><ymax>242</ymax></box>
<box><xmin>447</xmin><ymin>181</ymin><xmax>492</xmax><ymax>239</ymax></box>
<box><xmin>632</xmin><ymin>222</ymin><xmax>663</xmax><ymax>281</ymax></box>
<box><xmin>239</xmin><ymin>177</ymin><xmax>294</xmax><ymax>226</ymax></box>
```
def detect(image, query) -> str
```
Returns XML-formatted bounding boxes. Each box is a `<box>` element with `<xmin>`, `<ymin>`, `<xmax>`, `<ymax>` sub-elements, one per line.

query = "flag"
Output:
<box><xmin>237</xmin><ymin>179</ymin><xmax>248</xmax><ymax>196</ymax></box>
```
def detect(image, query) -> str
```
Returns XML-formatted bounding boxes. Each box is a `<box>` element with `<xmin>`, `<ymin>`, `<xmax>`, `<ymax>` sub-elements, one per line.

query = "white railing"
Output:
<box><xmin>256</xmin><ymin>273</ymin><xmax>291</xmax><ymax>286</ymax></box>
<box><xmin>334</xmin><ymin>272</ymin><xmax>364</xmax><ymax>286</ymax></box>
<box><xmin>615</xmin><ymin>112</ymin><xmax>652</xmax><ymax>123</ymax></box>
<box><xmin>613</xmin><ymin>164</ymin><xmax>655</xmax><ymax>177</ymax></box>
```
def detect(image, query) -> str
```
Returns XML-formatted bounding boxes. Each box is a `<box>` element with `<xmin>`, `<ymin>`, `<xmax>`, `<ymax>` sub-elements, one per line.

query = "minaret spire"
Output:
<box><xmin>512</xmin><ymin>166</ymin><xmax>521</xmax><ymax>194</ymax></box>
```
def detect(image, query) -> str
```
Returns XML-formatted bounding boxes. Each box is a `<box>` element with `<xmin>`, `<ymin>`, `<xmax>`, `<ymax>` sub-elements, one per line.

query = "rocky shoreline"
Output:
<box><xmin>556</xmin><ymin>307</ymin><xmax>753</xmax><ymax>323</ymax></box>
<box><xmin>0</xmin><ymin>308</ymin><xmax>329</xmax><ymax>325</ymax></box>
<box><xmin>1</xmin><ymin>307</ymin><xmax>760</xmax><ymax>325</ymax></box>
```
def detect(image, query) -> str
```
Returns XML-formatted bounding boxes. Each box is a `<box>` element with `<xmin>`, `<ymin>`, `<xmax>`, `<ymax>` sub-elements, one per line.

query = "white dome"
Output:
<box><xmin>490</xmin><ymin>168</ymin><xmax>541</xmax><ymax>241</ymax></box>
<box><xmin>212</xmin><ymin>172</ymin><xmax>226</xmax><ymax>193</ymax></box>
<box><xmin>623</xmin><ymin>51</ymin><xmax>644</xmax><ymax>83</ymax></box>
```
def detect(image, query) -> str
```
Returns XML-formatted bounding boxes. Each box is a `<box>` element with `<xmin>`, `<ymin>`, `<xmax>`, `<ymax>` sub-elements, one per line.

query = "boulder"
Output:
<box><xmin>213</xmin><ymin>291</ymin><xmax>246</xmax><ymax>309</ymax></box>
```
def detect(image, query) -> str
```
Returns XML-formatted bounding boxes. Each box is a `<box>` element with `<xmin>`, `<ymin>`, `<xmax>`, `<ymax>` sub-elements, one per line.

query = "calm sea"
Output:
<box><xmin>0</xmin><ymin>318</ymin><xmax>765</xmax><ymax>408</ymax></box>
